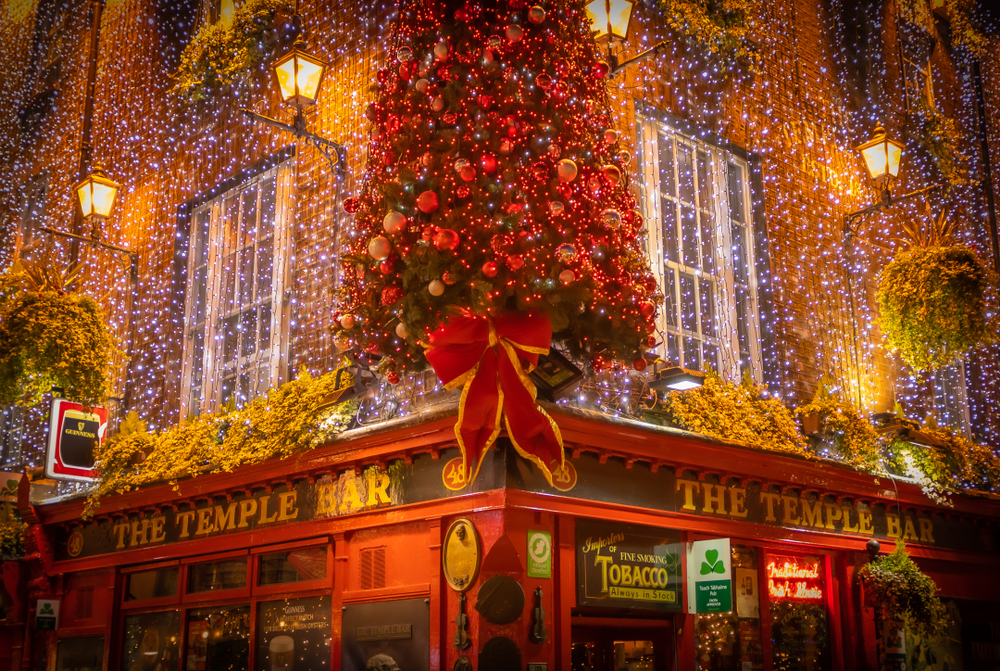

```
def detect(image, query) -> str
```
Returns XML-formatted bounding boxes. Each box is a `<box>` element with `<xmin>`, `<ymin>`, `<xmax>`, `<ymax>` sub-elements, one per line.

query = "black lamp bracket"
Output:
<box><xmin>38</xmin><ymin>225</ymin><xmax>138</xmax><ymax>288</ymax></box>
<box><xmin>843</xmin><ymin>182</ymin><xmax>945</xmax><ymax>241</ymax></box>
<box><xmin>241</xmin><ymin>107</ymin><xmax>347</xmax><ymax>177</ymax></box>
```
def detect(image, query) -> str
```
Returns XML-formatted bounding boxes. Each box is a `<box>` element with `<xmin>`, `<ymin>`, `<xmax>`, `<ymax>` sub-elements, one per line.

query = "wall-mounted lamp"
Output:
<box><xmin>74</xmin><ymin>161</ymin><xmax>120</xmax><ymax>226</ymax></box>
<box><xmin>242</xmin><ymin>31</ymin><xmax>346</xmax><ymax>175</ymax></box>
<box><xmin>650</xmin><ymin>366</ymin><xmax>705</xmax><ymax>392</ymax></box>
<box><xmin>585</xmin><ymin>0</ymin><xmax>668</xmax><ymax>78</ymax></box>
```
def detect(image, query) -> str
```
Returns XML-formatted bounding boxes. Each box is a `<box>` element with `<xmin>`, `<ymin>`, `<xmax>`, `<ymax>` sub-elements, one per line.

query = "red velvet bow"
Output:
<box><xmin>425</xmin><ymin>311</ymin><xmax>564</xmax><ymax>485</ymax></box>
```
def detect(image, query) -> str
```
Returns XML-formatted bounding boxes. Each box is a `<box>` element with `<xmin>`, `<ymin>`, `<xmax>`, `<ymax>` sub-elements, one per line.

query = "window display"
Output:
<box><xmin>122</xmin><ymin>611</ymin><xmax>180</xmax><ymax>671</ymax></box>
<box><xmin>186</xmin><ymin>604</ymin><xmax>250</xmax><ymax>671</ymax></box>
<box><xmin>255</xmin><ymin>595</ymin><xmax>331</xmax><ymax>671</ymax></box>
<box><xmin>696</xmin><ymin>545</ymin><xmax>763</xmax><ymax>671</ymax></box>
<box><xmin>767</xmin><ymin>555</ymin><xmax>830</xmax><ymax>671</ymax></box>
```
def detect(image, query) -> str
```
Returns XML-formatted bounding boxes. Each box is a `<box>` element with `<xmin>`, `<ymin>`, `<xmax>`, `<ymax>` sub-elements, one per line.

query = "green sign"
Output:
<box><xmin>527</xmin><ymin>530</ymin><xmax>552</xmax><ymax>578</ymax></box>
<box><xmin>36</xmin><ymin>599</ymin><xmax>59</xmax><ymax>630</ymax></box>
<box><xmin>687</xmin><ymin>539</ymin><xmax>732</xmax><ymax>614</ymax></box>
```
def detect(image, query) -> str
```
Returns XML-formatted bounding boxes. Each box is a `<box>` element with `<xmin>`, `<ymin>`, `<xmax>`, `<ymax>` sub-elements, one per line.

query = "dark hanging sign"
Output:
<box><xmin>46</xmin><ymin>399</ymin><xmax>107</xmax><ymax>482</ymax></box>
<box><xmin>576</xmin><ymin>519</ymin><xmax>683</xmax><ymax>611</ymax></box>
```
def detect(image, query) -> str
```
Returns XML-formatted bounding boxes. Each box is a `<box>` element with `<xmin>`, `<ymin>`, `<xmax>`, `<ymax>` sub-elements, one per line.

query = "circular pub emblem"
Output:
<box><xmin>67</xmin><ymin>531</ymin><xmax>84</xmax><ymax>558</ymax></box>
<box><xmin>442</xmin><ymin>457</ymin><xmax>468</xmax><ymax>491</ymax></box>
<box><xmin>549</xmin><ymin>458</ymin><xmax>578</xmax><ymax>491</ymax></box>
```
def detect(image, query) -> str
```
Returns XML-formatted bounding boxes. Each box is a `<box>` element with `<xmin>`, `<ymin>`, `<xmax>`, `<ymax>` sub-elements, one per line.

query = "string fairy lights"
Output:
<box><xmin>0</xmin><ymin>0</ymin><xmax>997</xmax><ymax>493</ymax></box>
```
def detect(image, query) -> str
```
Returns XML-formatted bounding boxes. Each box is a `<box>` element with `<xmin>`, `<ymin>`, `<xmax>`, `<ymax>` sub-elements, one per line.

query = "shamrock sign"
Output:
<box><xmin>687</xmin><ymin>539</ymin><xmax>733</xmax><ymax>614</ymax></box>
<box><xmin>701</xmin><ymin>549</ymin><xmax>726</xmax><ymax>575</ymax></box>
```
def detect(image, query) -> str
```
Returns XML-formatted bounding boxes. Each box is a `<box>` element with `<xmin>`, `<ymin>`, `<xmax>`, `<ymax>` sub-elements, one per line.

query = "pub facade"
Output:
<box><xmin>2</xmin><ymin>0</ymin><xmax>1000</xmax><ymax>669</ymax></box>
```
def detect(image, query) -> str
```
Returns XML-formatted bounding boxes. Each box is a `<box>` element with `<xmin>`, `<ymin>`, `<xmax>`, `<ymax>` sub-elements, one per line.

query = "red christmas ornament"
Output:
<box><xmin>499</xmin><ymin>138</ymin><xmax>514</xmax><ymax>155</ymax></box>
<box><xmin>416</xmin><ymin>191</ymin><xmax>440</xmax><ymax>213</ymax></box>
<box><xmin>457</xmin><ymin>185</ymin><xmax>471</xmax><ymax>199</ymax></box>
<box><xmin>442</xmin><ymin>271</ymin><xmax>458</xmax><ymax>285</ymax></box>
<box><xmin>434</xmin><ymin>229</ymin><xmax>460</xmax><ymax>251</ymax></box>
<box><xmin>479</xmin><ymin>94</ymin><xmax>494</xmax><ymax>110</ymax></box>
<box><xmin>536</xmin><ymin>73</ymin><xmax>552</xmax><ymax>89</ymax></box>
<box><xmin>602</xmin><ymin>164</ymin><xmax>622</xmax><ymax>186</ymax></box>
<box><xmin>481</xmin><ymin>154</ymin><xmax>498</xmax><ymax>174</ymax></box>
<box><xmin>594</xmin><ymin>60</ymin><xmax>610</xmax><ymax>78</ymax></box>
<box><xmin>556</xmin><ymin>158</ymin><xmax>578</xmax><ymax>182</ymax></box>
<box><xmin>506</xmin><ymin>24</ymin><xmax>523</xmax><ymax>42</ymax></box>
<box><xmin>459</xmin><ymin>165</ymin><xmax>477</xmax><ymax>182</ymax></box>
<box><xmin>507</xmin><ymin>255</ymin><xmax>524</xmax><ymax>270</ymax></box>
<box><xmin>381</xmin><ymin>285</ymin><xmax>404</xmax><ymax>305</ymax></box>
<box><xmin>633</xmin><ymin>358</ymin><xmax>647</xmax><ymax>371</ymax></box>
<box><xmin>387</xmin><ymin>371</ymin><xmax>400</xmax><ymax>385</ymax></box>
<box><xmin>482</xmin><ymin>261</ymin><xmax>498</xmax><ymax>277</ymax></box>
<box><xmin>379</xmin><ymin>259</ymin><xmax>395</xmax><ymax>275</ymax></box>
<box><xmin>343</xmin><ymin>197</ymin><xmax>360</xmax><ymax>214</ymax></box>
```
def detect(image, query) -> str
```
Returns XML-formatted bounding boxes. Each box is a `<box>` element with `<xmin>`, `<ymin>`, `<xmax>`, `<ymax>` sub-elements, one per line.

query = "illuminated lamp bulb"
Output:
<box><xmin>383</xmin><ymin>211</ymin><xmax>407</xmax><ymax>233</ymax></box>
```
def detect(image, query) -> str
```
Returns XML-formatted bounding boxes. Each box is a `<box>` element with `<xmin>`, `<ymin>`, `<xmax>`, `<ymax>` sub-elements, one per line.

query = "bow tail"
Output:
<box><xmin>498</xmin><ymin>342</ymin><xmax>565</xmax><ymax>486</ymax></box>
<box><xmin>455</xmin><ymin>348</ymin><xmax>504</xmax><ymax>485</ymax></box>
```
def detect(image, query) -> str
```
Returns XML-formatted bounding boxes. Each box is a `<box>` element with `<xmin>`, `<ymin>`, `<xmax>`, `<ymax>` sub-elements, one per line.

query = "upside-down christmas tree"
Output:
<box><xmin>335</xmin><ymin>0</ymin><xmax>659</xmax><ymax>483</ymax></box>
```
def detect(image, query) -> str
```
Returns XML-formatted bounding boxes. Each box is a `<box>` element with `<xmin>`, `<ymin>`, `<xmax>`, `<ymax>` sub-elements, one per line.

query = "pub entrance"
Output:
<box><xmin>570</xmin><ymin>617</ymin><xmax>675</xmax><ymax>671</ymax></box>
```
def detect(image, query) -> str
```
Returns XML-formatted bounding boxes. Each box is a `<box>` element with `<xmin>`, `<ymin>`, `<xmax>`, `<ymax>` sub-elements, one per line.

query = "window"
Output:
<box><xmin>258</xmin><ymin>547</ymin><xmax>327</xmax><ymax>586</ymax></box>
<box><xmin>122</xmin><ymin>611</ymin><xmax>181</xmax><ymax>670</ymax></box>
<box><xmin>930</xmin><ymin>363</ymin><xmax>971</xmax><ymax>437</ymax></box>
<box><xmin>182</xmin><ymin>160</ymin><xmax>295</xmax><ymax>417</ymax></box>
<box><xmin>187</xmin><ymin>558</ymin><xmax>248</xmax><ymax>593</ymax></box>
<box><xmin>637</xmin><ymin>115</ymin><xmax>762</xmax><ymax>382</ymax></box>
<box><xmin>125</xmin><ymin>567</ymin><xmax>179</xmax><ymax>602</ymax></box>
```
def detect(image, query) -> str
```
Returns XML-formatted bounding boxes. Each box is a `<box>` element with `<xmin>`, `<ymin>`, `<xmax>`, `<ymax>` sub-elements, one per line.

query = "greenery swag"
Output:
<box><xmin>651</xmin><ymin>371</ymin><xmax>809</xmax><ymax>457</ymax></box>
<box><xmin>0</xmin><ymin>478</ymin><xmax>25</xmax><ymax>558</ymax></box>
<box><xmin>858</xmin><ymin>539</ymin><xmax>950</xmax><ymax>637</ymax></box>
<box><xmin>87</xmin><ymin>369</ymin><xmax>358</xmax><ymax>515</ymax></box>
<box><xmin>656</xmin><ymin>0</ymin><xmax>759</xmax><ymax>74</ymax></box>
<box><xmin>876</xmin><ymin>210</ymin><xmax>994</xmax><ymax>371</ymax></box>
<box><xmin>795</xmin><ymin>380</ymin><xmax>882</xmax><ymax>471</ymax></box>
<box><xmin>174</xmin><ymin>0</ymin><xmax>293</xmax><ymax>102</ymax></box>
<box><xmin>0</xmin><ymin>257</ymin><xmax>118</xmax><ymax>406</ymax></box>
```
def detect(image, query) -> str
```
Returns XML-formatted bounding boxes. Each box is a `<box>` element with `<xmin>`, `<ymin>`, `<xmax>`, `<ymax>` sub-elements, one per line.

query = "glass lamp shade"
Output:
<box><xmin>856</xmin><ymin>125</ymin><xmax>904</xmax><ymax>188</ymax></box>
<box><xmin>651</xmin><ymin>366</ymin><xmax>706</xmax><ymax>391</ymax></box>
<box><xmin>273</xmin><ymin>46</ymin><xmax>328</xmax><ymax>107</ymax></box>
<box><xmin>74</xmin><ymin>164</ymin><xmax>120</xmax><ymax>220</ymax></box>
<box><xmin>585</xmin><ymin>0</ymin><xmax>633</xmax><ymax>41</ymax></box>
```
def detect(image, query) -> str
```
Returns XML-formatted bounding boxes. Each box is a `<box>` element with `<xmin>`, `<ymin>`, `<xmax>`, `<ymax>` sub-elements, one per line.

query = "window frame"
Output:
<box><xmin>179</xmin><ymin>156</ymin><xmax>296</xmax><ymax>419</ymax></box>
<box><xmin>635</xmin><ymin>106</ymin><xmax>770</xmax><ymax>385</ymax></box>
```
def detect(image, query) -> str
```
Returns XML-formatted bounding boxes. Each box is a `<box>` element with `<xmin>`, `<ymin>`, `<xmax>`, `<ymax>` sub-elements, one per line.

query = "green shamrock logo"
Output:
<box><xmin>700</xmin><ymin>549</ymin><xmax>725</xmax><ymax>575</ymax></box>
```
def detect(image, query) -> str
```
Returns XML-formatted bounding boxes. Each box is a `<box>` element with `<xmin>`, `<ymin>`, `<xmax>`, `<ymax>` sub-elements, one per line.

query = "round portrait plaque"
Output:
<box><xmin>443</xmin><ymin>518</ymin><xmax>481</xmax><ymax>592</ymax></box>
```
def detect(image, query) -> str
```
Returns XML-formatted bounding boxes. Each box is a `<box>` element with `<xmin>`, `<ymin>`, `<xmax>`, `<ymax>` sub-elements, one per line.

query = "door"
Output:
<box><xmin>571</xmin><ymin>620</ymin><xmax>674</xmax><ymax>671</ymax></box>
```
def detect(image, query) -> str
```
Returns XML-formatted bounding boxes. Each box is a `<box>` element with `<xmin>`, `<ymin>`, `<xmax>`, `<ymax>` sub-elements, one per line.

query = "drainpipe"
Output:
<box><xmin>973</xmin><ymin>59</ymin><xmax>1000</xmax><ymax>286</ymax></box>
<box><xmin>71</xmin><ymin>0</ymin><xmax>105</xmax><ymax>261</ymax></box>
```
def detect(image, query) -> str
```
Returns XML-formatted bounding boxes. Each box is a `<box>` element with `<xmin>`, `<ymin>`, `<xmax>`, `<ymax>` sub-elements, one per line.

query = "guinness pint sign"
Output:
<box><xmin>46</xmin><ymin>399</ymin><xmax>107</xmax><ymax>482</ymax></box>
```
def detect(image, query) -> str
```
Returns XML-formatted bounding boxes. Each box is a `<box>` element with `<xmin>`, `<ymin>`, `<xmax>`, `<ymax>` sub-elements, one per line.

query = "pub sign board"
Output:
<box><xmin>46</xmin><ymin>399</ymin><xmax>107</xmax><ymax>482</ymax></box>
<box><xmin>576</xmin><ymin>519</ymin><xmax>683</xmax><ymax>611</ymax></box>
<box><xmin>686</xmin><ymin>538</ymin><xmax>733</xmax><ymax>614</ymax></box>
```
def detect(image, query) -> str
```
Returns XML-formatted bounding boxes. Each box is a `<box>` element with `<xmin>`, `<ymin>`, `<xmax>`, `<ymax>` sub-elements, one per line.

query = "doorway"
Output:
<box><xmin>571</xmin><ymin>618</ymin><xmax>674</xmax><ymax>671</ymax></box>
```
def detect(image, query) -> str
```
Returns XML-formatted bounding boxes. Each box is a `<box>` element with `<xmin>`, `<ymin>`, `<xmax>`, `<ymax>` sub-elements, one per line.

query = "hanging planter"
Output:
<box><xmin>793</xmin><ymin>378</ymin><xmax>882</xmax><ymax>471</ymax></box>
<box><xmin>911</xmin><ymin>100</ymin><xmax>969</xmax><ymax>188</ymax></box>
<box><xmin>876</xmin><ymin>210</ymin><xmax>995</xmax><ymax>372</ymax></box>
<box><xmin>858</xmin><ymin>540</ymin><xmax>950</xmax><ymax>637</ymax></box>
<box><xmin>173</xmin><ymin>0</ymin><xmax>294</xmax><ymax>103</ymax></box>
<box><xmin>0</xmin><ymin>257</ymin><xmax>118</xmax><ymax>406</ymax></box>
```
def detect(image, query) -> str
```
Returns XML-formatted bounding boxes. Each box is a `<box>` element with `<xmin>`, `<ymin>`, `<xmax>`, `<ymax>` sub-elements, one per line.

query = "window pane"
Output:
<box><xmin>122</xmin><ymin>611</ymin><xmax>180</xmax><ymax>671</ymax></box>
<box><xmin>699</xmin><ymin>280</ymin><xmax>717</xmax><ymax>338</ymax></box>
<box><xmin>256</xmin><ymin>242</ymin><xmax>274</xmax><ymax>301</ymax></box>
<box><xmin>681</xmin><ymin>206</ymin><xmax>699</xmax><ymax>269</ymax></box>
<box><xmin>657</xmin><ymin>134</ymin><xmax>675</xmax><ymax>197</ymax></box>
<box><xmin>697</xmin><ymin>149</ymin><xmax>713</xmax><ymax>208</ymax></box>
<box><xmin>240</xmin><ymin>310</ymin><xmax>257</xmax><ymax>358</ymax></box>
<box><xmin>187</xmin><ymin>558</ymin><xmax>247</xmax><ymax>594</ymax></box>
<box><xmin>56</xmin><ymin>636</ymin><xmax>103</xmax><ymax>671</ymax></box>
<box><xmin>238</xmin><ymin>247</ymin><xmax>254</xmax><ymax>306</ymax></box>
<box><xmin>125</xmin><ymin>568</ymin><xmax>178</xmax><ymax>602</ymax></box>
<box><xmin>663</xmin><ymin>270</ymin><xmax>677</xmax><ymax>328</ymax></box>
<box><xmin>186</xmin><ymin>604</ymin><xmax>251</xmax><ymax>671</ymax></box>
<box><xmin>768</xmin><ymin>555</ymin><xmax>830</xmax><ymax>671</ymax></box>
<box><xmin>259</xmin><ymin>547</ymin><xmax>328</xmax><ymax>586</ymax></box>
<box><xmin>661</xmin><ymin>199</ymin><xmax>678</xmax><ymax>263</ymax></box>
<box><xmin>258</xmin><ymin>176</ymin><xmax>276</xmax><ymax>241</ymax></box>
<box><xmin>700</xmin><ymin>211</ymin><xmax>716</xmax><ymax>275</ymax></box>
<box><xmin>684</xmin><ymin>337</ymin><xmax>702</xmax><ymax>370</ymax></box>
<box><xmin>666</xmin><ymin>334</ymin><xmax>679</xmax><ymax>366</ymax></box>
<box><xmin>677</xmin><ymin>143</ymin><xmax>696</xmax><ymax>204</ymax></box>
<box><xmin>241</xmin><ymin>187</ymin><xmax>258</xmax><ymax>243</ymax></box>
<box><xmin>679</xmin><ymin>273</ymin><xmax>697</xmax><ymax>333</ymax></box>
<box><xmin>258</xmin><ymin>303</ymin><xmax>272</xmax><ymax>352</ymax></box>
